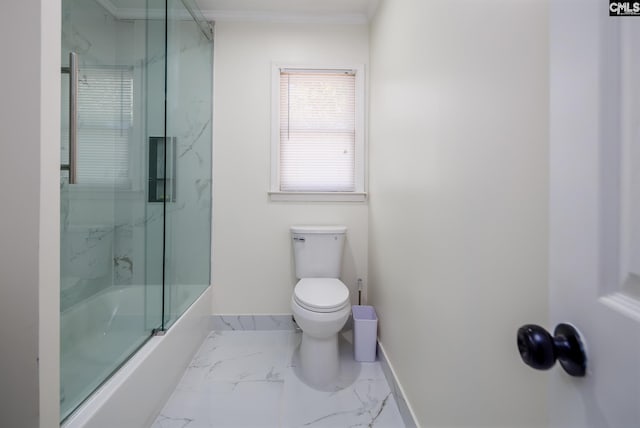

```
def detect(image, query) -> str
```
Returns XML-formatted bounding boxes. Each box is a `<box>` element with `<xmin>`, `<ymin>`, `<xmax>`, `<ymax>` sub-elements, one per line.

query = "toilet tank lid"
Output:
<box><xmin>290</xmin><ymin>225</ymin><xmax>347</xmax><ymax>234</ymax></box>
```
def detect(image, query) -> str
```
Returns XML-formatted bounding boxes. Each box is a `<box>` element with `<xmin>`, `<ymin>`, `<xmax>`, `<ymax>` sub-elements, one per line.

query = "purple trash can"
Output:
<box><xmin>352</xmin><ymin>305</ymin><xmax>378</xmax><ymax>362</ymax></box>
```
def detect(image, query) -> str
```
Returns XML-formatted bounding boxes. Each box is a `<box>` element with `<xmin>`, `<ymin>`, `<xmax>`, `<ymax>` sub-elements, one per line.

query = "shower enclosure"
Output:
<box><xmin>59</xmin><ymin>0</ymin><xmax>212</xmax><ymax>421</ymax></box>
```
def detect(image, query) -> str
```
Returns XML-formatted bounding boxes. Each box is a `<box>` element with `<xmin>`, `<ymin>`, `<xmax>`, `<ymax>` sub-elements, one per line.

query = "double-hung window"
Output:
<box><xmin>61</xmin><ymin>66</ymin><xmax>134</xmax><ymax>187</ymax></box>
<box><xmin>271</xmin><ymin>65</ymin><xmax>366</xmax><ymax>201</ymax></box>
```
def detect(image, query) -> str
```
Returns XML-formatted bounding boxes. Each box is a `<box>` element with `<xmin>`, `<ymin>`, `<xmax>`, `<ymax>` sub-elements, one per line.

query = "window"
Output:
<box><xmin>61</xmin><ymin>66</ymin><xmax>134</xmax><ymax>187</ymax></box>
<box><xmin>271</xmin><ymin>65</ymin><xmax>366</xmax><ymax>201</ymax></box>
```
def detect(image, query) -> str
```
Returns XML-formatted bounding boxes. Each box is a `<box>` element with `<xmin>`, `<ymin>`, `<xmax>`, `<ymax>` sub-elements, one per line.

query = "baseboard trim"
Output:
<box><xmin>377</xmin><ymin>341</ymin><xmax>419</xmax><ymax>428</ymax></box>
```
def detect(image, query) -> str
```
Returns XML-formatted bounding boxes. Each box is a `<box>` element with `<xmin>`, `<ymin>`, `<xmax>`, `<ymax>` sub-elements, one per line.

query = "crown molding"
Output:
<box><xmin>201</xmin><ymin>10</ymin><xmax>368</xmax><ymax>24</ymax></box>
<box><xmin>96</xmin><ymin>0</ymin><xmax>194</xmax><ymax>20</ymax></box>
<box><xmin>96</xmin><ymin>0</ymin><xmax>370</xmax><ymax>24</ymax></box>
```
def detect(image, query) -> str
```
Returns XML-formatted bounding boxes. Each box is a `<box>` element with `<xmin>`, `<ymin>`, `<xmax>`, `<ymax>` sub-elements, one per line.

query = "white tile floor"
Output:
<box><xmin>152</xmin><ymin>330</ymin><xmax>406</xmax><ymax>428</ymax></box>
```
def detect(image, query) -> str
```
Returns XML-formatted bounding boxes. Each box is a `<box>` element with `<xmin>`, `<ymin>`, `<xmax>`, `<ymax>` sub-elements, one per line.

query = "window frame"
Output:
<box><xmin>61</xmin><ymin>63</ymin><xmax>145</xmax><ymax>198</ymax></box>
<box><xmin>270</xmin><ymin>64</ymin><xmax>367</xmax><ymax>202</ymax></box>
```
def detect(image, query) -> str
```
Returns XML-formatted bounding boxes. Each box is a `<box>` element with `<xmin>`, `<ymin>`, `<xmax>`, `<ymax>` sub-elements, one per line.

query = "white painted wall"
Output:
<box><xmin>40</xmin><ymin>1</ymin><xmax>62</xmax><ymax>423</ymax></box>
<box><xmin>368</xmin><ymin>0</ymin><xmax>549</xmax><ymax>426</ymax></box>
<box><xmin>212</xmin><ymin>22</ymin><xmax>369</xmax><ymax>314</ymax></box>
<box><xmin>0</xmin><ymin>0</ymin><xmax>60</xmax><ymax>426</ymax></box>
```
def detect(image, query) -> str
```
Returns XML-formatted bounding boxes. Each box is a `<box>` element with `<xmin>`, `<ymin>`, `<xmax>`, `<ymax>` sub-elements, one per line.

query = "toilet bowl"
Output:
<box><xmin>291</xmin><ymin>278</ymin><xmax>350</xmax><ymax>386</ymax></box>
<box><xmin>290</xmin><ymin>226</ymin><xmax>350</xmax><ymax>386</ymax></box>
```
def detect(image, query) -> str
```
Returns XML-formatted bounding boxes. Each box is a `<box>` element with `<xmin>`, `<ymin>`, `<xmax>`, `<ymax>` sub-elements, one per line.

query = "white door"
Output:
<box><xmin>548</xmin><ymin>0</ymin><xmax>640</xmax><ymax>426</ymax></box>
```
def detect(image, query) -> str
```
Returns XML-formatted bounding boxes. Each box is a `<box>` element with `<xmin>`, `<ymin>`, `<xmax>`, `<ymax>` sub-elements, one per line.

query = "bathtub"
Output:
<box><xmin>62</xmin><ymin>284</ymin><xmax>211</xmax><ymax>427</ymax></box>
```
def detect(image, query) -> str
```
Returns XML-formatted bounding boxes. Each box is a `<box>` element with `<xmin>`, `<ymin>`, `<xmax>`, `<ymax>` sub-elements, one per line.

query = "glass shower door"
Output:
<box><xmin>59</xmin><ymin>0</ymin><xmax>163</xmax><ymax>420</ymax></box>
<box><xmin>59</xmin><ymin>0</ymin><xmax>212</xmax><ymax>420</ymax></box>
<box><xmin>163</xmin><ymin>0</ymin><xmax>213</xmax><ymax>329</ymax></box>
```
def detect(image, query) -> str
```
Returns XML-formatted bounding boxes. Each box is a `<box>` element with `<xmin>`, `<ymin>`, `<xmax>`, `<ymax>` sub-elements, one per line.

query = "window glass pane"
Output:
<box><xmin>280</xmin><ymin>71</ymin><xmax>356</xmax><ymax>192</ymax></box>
<box><xmin>76</xmin><ymin>66</ymin><xmax>133</xmax><ymax>186</ymax></box>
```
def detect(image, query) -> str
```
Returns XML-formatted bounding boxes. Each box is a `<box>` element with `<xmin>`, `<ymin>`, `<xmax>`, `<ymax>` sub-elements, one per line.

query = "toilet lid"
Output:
<box><xmin>294</xmin><ymin>278</ymin><xmax>349</xmax><ymax>312</ymax></box>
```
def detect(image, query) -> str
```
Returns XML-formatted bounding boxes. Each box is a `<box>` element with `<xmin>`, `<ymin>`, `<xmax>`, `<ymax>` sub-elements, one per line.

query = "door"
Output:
<box><xmin>59</xmin><ymin>1</ymin><xmax>164</xmax><ymax>420</ymax></box>
<box><xmin>549</xmin><ymin>0</ymin><xmax>640</xmax><ymax>426</ymax></box>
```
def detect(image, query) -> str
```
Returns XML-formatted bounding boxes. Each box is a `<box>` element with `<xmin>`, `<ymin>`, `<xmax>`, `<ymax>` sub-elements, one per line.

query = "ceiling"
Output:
<box><xmin>101</xmin><ymin>0</ymin><xmax>379</xmax><ymax>23</ymax></box>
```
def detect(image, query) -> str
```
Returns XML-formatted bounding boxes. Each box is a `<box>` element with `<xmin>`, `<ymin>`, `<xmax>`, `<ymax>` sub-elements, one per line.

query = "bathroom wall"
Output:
<box><xmin>368</xmin><ymin>0</ymin><xmax>549</xmax><ymax>426</ymax></box>
<box><xmin>0</xmin><ymin>0</ymin><xmax>61</xmax><ymax>425</ymax></box>
<box><xmin>212</xmin><ymin>21</ymin><xmax>369</xmax><ymax>314</ymax></box>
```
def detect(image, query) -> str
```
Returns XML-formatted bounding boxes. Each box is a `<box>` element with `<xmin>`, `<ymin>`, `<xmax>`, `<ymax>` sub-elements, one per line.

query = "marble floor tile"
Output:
<box><xmin>153</xmin><ymin>381</ymin><xmax>283</xmax><ymax>428</ymax></box>
<box><xmin>179</xmin><ymin>331</ymin><xmax>294</xmax><ymax>390</ymax></box>
<box><xmin>281</xmin><ymin>377</ymin><xmax>401</xmax><ymax>428</ymax></box>
<box><xmin>152</xmin><ymin>330</ymin><xmax>405</xmax><ymax>428</ymax></box>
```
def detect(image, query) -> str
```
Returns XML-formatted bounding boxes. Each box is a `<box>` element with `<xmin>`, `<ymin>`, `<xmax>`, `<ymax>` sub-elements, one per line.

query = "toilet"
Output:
<box><xmin>290</xmin><ymin>225</ymin><xmax>351</xmax><ymax>386</ymax></box>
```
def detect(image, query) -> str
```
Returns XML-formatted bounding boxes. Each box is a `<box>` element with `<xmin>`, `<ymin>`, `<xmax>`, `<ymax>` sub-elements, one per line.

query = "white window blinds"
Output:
<box><xmin>61</xmin><ymin>66</ymin><xmax>133</xmax><ymax>186</ymax></box>
<box><xmin>279</xmin><ymin>69</ymin><xmax>356</xmax><ymax>192</ymax></box>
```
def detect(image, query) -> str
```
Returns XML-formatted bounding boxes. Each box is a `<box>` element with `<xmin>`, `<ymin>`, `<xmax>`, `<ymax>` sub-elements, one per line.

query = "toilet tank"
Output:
<box><xmin>291</xmin><ymin>226</ymin><xmax>347</xmax><ymax>279</ymax></box>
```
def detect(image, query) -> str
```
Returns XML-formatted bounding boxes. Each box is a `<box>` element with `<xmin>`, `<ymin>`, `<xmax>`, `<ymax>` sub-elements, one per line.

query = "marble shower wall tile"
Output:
<box><xmin>163</xmin><ymin>21</ymin><xmax>213</xmax><ymax>288</ymax></box>
<box><xmin>113</xmin><ymin>225</ymin><xmax>133</xmax><ymax>285</ymax></box>
<box><xmin>61</xmin><ymin>11</ymin><xmax>214</xmax><ymax>298</ymax></box>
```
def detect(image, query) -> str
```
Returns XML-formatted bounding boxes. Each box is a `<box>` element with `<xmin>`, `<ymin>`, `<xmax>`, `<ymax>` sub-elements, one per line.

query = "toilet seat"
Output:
<box><xmin>294</xmin><ymin>278</ymin><xmax>349</xmax><ymax>313</ymax></box>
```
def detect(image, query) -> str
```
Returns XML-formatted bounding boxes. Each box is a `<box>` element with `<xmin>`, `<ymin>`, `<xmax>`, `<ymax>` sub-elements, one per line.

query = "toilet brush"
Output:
<box><xmin>357</xmin><ymin>278</ymin><xmax>363</xmax><ymax>305</ymax></box>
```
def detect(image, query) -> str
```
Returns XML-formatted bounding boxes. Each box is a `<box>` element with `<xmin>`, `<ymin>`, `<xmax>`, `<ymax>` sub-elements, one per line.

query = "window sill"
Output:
<box><xmin>269</xmin><ymin>191</ymin><xmax>368</xmax><ymax>202</ymax></box>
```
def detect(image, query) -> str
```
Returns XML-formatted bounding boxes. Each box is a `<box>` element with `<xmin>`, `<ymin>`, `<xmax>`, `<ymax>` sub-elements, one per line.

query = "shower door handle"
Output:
<box><xmin>61</xmin><ymin>52</ymin><xmax>78</xmax><ymax>184</ymax></box>
<box><xmin>68</xmin><ymin>51</ymin><xmax>78</xmax><ymax>184</ymax></box>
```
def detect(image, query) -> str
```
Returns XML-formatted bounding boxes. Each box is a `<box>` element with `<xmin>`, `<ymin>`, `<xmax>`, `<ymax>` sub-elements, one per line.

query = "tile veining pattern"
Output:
<box><xmin>60</xmin><ymin>8</ymin><xmax>213</xmax><ymax>311</ymax></box>
<box><xmin>152</xmin><ymin>330</ymin><xmax>405</xmax><ymax>427</ymax></box>
<box><xmin>210</xmin><ymin>315</ymin><xmax>298</xmax><ymax>331</ymax></box>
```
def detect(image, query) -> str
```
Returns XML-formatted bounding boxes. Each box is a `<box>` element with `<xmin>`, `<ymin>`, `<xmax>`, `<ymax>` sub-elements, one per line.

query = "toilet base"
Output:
<box><xmin>299</xmin><ymin>332</ymin><xmax>339</xmax><ymax>386</ymax></box>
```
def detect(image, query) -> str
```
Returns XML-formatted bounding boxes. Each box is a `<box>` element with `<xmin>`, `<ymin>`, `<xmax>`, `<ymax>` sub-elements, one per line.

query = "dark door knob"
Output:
<box><xmin>517</xmin><ymin>323</ymin><xmax>587</xmax><ymax>377</ymax></box>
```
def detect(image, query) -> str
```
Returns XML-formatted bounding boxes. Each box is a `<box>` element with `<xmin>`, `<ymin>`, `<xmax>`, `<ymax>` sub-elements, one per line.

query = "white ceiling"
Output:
<box><xmin>101</xmin><ymin>0</ymin><xmax>379</xmax><ymax>23</ymax></box>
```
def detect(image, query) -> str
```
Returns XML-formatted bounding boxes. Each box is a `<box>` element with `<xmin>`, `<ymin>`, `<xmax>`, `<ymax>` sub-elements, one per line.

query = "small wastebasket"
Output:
<box><xmin>352</xmin><ymin>305</ymin><xmax>378</xmax><ymax>362</ymax></box>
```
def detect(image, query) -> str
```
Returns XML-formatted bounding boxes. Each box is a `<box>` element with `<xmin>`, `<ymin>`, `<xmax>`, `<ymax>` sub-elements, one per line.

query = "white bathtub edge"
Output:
<box><xmin>63</xmin><ymin>286</ymin><xmax>212</xmax><ymax>428</ymax></box>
